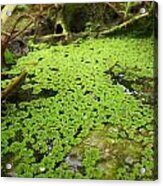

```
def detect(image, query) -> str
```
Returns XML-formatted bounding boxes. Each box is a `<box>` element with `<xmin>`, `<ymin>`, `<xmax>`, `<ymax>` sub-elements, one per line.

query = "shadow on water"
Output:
<box><xmin>104</xmin><ymin>64</ymin><xmax>156</xmax><ymax>106</ymax></box>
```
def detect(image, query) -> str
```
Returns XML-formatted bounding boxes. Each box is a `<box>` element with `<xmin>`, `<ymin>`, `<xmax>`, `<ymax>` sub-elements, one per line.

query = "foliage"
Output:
<box><xmin>4</xmin><ymin>48</ymin><xmax>14</xmax><ymax>63</ymax></box>
<box><xmin>1</xmin><ymin>35</ymin><xmax>156</xmax><ymax>180</ymax></box>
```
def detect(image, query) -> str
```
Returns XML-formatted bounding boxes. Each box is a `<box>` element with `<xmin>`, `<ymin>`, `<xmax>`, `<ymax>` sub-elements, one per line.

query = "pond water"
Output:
<box><xmin>1</xmin><ymin>36</ymin><xmax>156</xmax><ymax>180</ymax></box>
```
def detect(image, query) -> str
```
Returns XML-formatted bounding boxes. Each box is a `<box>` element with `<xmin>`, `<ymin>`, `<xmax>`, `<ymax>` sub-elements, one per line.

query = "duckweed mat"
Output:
<box><xmin>1</xmin><ymin>36</ymin><xmax>157</xmax><ymax>180</ymax></box>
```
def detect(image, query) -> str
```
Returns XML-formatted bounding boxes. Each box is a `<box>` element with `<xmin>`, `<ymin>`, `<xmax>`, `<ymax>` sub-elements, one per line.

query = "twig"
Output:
<box><xmin>11</xmin><ymin>20</ymin><xmax>34</xmax><ymax>41</ymax></box>
<box><xmin>124</xmin><ymin>2</ymin><xmax>131</xmax><ymax>20</ymax></box>
<box><xmin>31</xmin><ymin>33</ymin><xmax>67</xmax><ymax>42</ymax></box>
<box><xmin>10</xmin><ymin>14</ymin><xmax>34</xmax><ymax>38</ymax></box>
<box><xmin>1</xmin><ymin>31</ymin><xmax>11</xmax><ymax>37</ymax></box>
<box><xmin>1</xmin><ymin>14</ymin><xmax>34</xmax><ymax>60</ymax></box>
<box><xmin>100</xmin><ymin>12</ymin><xmax>149</xmax><ymax>36</ymax></box>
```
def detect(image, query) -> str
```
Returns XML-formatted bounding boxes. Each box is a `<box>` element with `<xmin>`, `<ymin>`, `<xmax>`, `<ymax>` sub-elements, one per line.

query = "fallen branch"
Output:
<box><xmin>29</xmin><ymin>12</ymin><xmax>149</xmax><ymax>44</ymax></box>
<box><xmin>1</xmin><ymin>70</ymin><xmax>28</xmax><ymax>100</ymax></box>
<box><xmin>29</xmin><ymin>33</ymin><xmax>68</xmax><ymax>43</ymax></box>
<box><xmin>35</xmin><ymin>33</ymin><xmax>67</xmax><ymax>40</ymax></box>
<box><xmin>31</xmin><ymin>32</ymin><xmax>93</xmax><ymax>43</ymax></box>
<box><xmin>100</xmin><ymin>12</ymin><xmax>149</xmax><ymax>36</ymax></box>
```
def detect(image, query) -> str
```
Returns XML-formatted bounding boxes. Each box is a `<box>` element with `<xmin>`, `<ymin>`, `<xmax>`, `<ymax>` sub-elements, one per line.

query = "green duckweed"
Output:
<box><xmin>1</xmin><ymin>35</ymin><xmax>157</xmax><ymax>180</ymax></box>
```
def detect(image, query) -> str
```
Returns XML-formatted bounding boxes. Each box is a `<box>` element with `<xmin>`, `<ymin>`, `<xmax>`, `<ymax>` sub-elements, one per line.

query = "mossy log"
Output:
<box><xmin>1</xmin><ymin>70</ymin><xmax>27</xmax><ymax>100</ymax></box>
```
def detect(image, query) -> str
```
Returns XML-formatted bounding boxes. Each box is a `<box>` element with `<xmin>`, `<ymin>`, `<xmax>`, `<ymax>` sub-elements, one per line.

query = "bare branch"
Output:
<box><xmin>100</xmin><ymin>12</ymin><xmax>149</xmax><ymax>36</ymax></box>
